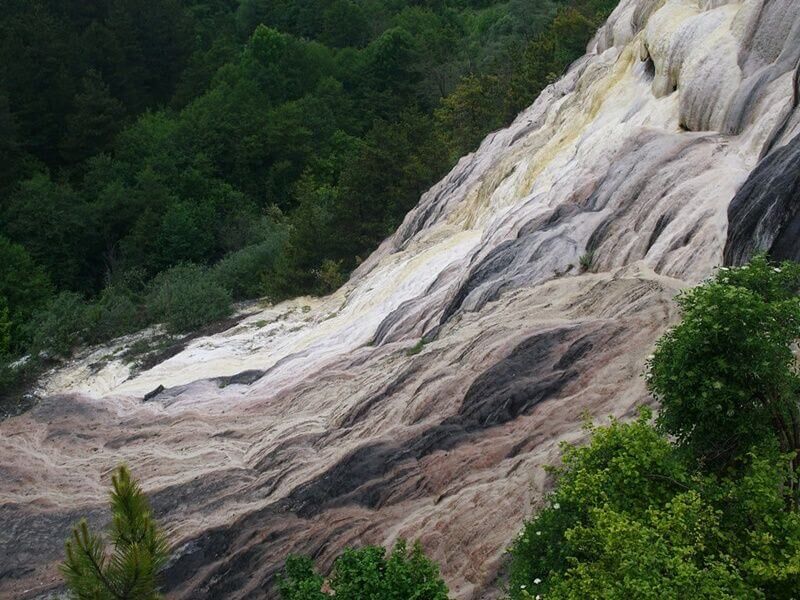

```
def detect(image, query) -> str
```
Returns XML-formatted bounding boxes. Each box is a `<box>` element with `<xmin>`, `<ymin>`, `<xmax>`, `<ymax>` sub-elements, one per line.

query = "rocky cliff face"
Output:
<box><xmin>2</xmin><ymin>1</ymin><xmax>799</xmax><ymax>598</ymax></box>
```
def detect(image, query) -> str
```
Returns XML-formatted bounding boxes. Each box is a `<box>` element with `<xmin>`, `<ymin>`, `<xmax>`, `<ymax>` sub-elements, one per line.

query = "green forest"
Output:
<box><xmin>0</xmin><ymin>0</ymin><xmax>616</xmax><ymax>389</ymax></box>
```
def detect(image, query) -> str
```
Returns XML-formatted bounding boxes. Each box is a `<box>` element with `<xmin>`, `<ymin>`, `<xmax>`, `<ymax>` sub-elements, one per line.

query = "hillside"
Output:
<box><xmin>2</xmin><ymin>0</ymin><xmax>800</xmax><ymax>598</ymax></box>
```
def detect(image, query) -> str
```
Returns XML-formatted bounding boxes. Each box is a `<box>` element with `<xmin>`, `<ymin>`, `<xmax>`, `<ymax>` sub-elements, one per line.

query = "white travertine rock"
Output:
<box><xmin>2</xmin><ymin>1</ymin><xmax>799</xmax><ymax>599</ymax></box>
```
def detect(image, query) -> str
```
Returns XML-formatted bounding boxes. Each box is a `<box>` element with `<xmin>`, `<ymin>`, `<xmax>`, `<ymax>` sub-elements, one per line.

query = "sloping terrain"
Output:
<box><xmin>2</xmin><ymin>0</ymin><xmax>800</xmax><ymax>597</ymax></box>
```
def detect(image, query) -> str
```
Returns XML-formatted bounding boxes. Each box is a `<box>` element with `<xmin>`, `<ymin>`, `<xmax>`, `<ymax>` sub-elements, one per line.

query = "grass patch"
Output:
<box><xmin>579</xmin><ymin>250</ymin><xmax>595</xmax><ymax>273</ymax></box>
<box><xmin>406</xmin><ymin>339</ymin><xmax>426</xmax><ymax>356</ymax></box>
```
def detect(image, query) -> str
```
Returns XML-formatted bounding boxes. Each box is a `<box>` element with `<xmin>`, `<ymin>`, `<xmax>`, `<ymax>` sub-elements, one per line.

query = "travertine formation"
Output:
<box><xmin>2</xmin><ymin>1</ymin><xmax>799</xmax><ymax>598</ymax></box>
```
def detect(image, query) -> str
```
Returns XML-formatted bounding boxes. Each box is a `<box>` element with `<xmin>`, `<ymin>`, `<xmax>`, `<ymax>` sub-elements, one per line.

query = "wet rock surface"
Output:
<box><xmin>725</xmin><ymin>132</ymin><xmax>800</xmax><ymax>265</ymax></box>
<box><xmin>2</xmin><ymin>1</ymin><xmax>800</xmax><ymax>598</ymax></box>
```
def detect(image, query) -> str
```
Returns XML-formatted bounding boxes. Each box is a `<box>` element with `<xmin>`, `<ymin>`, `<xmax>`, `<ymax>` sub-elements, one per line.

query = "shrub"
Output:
<box><xmin>544</xmin><ymin>490</ymin><xmax>753</xmax><ymax>599</ymax></box>
<box><xmin>647</xmin><ymin>255</ymin><xmax>800</xmax><ymax>474</ymax></box>
<box><xmin>507</xmin><ymin>410</ymin><xmax>689</xmax><ymax>598</ymax></box>
<box><xmin>26</xmin><ymin>291</ymin><xmax>91</xmax><ymax>357</ymax></box>
<box><xmin>0</xmin><ymin>299</ymin><xmax>17</xmax><ymax>392</ymax></box>
<box><xmin>86</xmin><ymin>285</ymin><xmax>145</xmax><ymax>344</ymax></box>
<box><xmin>0</xmin><ymin>359</ymin><xmax>16</xmax><ymax>394</ymax></box>
<box><xmin>212</xmin><ymin>241</ymin><xmax>282</xmax><ymax>300</ymax></box>
<box><xmin>156</xmin><ymin>200</ymin><xmax>216</xmax><ymax>268</ymax></box>
<box><xmin>314</xmin><ymin>259</ymin><xmax>345</xmax><ymax>294</ymax></box>
<box><xmin>0</xmin><ymin>297</ymin><xmax>10</xmax><ymax>357</ymax></box>
<box><xmin>0</xmin><ymin>236</ymin><xmax>53</xmax><ymax>351</ymax></box>
<box><xmin>279</xmin><ymin>540</ymin><xmax>449</xmax><ymax>600</ymax></box>
<box><xmin>277</xmin><ymin>556</ymin><xmax>326</xmax><ymax>600</ymax></box>
<box><xmin>507</xmin><ymin>413</ymin><xmax>798</xmax><ymax>599</ymax></box>
<box><xmin>406</xmin><ymin>339</ymin><xmax>425</xmax><ymax>356</ymax></box>
<box><xmin>146</xmin><ymin>263</ymin><xmax>231</xmax><ymax>333</ymax></box>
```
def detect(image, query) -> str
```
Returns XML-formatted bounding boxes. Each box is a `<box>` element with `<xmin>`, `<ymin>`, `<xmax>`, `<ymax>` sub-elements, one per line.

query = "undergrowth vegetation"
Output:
<box><xmin>279</xmin><ymin>542</ymin><xmax>449</xmax><ymax>600</ymax></box>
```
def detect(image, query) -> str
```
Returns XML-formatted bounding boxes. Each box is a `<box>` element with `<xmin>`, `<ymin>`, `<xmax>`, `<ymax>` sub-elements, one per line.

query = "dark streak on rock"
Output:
<box><xmin>339</xmin><ymin>362</ymin><xmax>424</xmax><ymax>428</ymax></box>
<box><xmin>156</xmin><ymin>325</ymin><xmax>613</xmax><ymax>599</ymax></box>
<box><xmin>724</xmin><ymin>132</ymin><xmax>800</xmax><ymax>265</ymax></box>
<box><xmin>0</xmin><ymin>504</ymin><xmax>106</xmax><ymax>596</ymax></box>
<box><xmin>645</xmin><ymin>212</ymin><xmax>673</xmax><ymax>254</ymax></box>
<box><xmin>286</xmin><ymin>326</ymin><xmax>602</xmax><ymax>520</ymax></box>
<box><xmin>439</xmin><ymin>239</ymin><xmax>518</xmax><ymax>325</ymax></box>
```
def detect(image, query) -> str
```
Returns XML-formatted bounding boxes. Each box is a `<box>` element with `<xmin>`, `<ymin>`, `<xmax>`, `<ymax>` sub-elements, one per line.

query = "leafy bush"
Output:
<box><xmin>0</xmin><ymin>297</ymin><xmax>15</xmax><ymax>392</ymax></box>
<box><xmin>507</xmin><ymin>412</ymin><xmax>800</xmax><ymax>599</ymax></box>
<box><xmin>0</xmin><ymin>236</ymin><xmax>53</xmax><ymax>351</ymax></box>
<box><xmin>406</xmin><ymin>339</ymin><xmax>426</xmax><ymax>356</ymax></box>
<box><xmin>86</xmin><ymin>285</ymin><xmax>145</xmax><ymax>344</ymax></box>
<box><xmin>3</xmin><ymin>174</ymin><xmax>96</xmax><ymax>290</ymax></box>
<box><xmin>0</xmin><ymin>359</ymin><xmax>16</xmax><ymax>394</ymax></box>
<box><xmin>156</xmin><ymin>200</ymin><xmax>216</xmax><ymax>268</ymax></box>
<box><xmin>212</xmin><ymin>240</ymin><xmax>283</xmax><ymax>300</ymax></box>
<box><xmin>647</xmin><ymin>255</ymin><xmax>800</xmax><ymax>473</ymax></box>
<box><xmin>435</xmin><ymin>74</ymin><xmax>504</xmax><ymax>158</ymax></box>
<box><xmin>146</xmin><ymin>263</ymin><xmax>231</xmax><ymax>333</ymax></box>
<box><xmin>0</xmin><ymin>296</ymin><xmax>10</xmax><ymax>357</ymax></box>
<box><xmin>508</xmin><ymin>410</ymin><xmax>686</xmax><ymax>598</ymax></box>
<box><xmin>544</xmin><ymin>490</ymin><xmax>753</xmax><ymax>599</ymax></box>
<box><xmin>313</xmin><ymin>259</ymin><xmax>346</xmax><ymax>294</ymax></box>
<box><xmin>26</xmin><ymin>291</ymin><xmax>92</xmax><ymax>357</ymax></box>
<box><xmin>278</xmin><ymin>540</ymin><xmax>449</xmax><ymax>600</ymax></box>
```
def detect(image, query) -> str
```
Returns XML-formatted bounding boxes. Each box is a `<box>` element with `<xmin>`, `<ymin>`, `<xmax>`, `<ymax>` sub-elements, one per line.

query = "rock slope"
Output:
<box><xmin>2</xmin><ymin>0</ymin><xmax>799</xmax><ymax>597</ymax></box>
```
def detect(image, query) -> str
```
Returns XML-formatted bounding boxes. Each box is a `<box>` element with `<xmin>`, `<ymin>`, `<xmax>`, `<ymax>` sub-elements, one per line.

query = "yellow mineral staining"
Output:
<box><xmin>8</xmin><ymin>4</ymin><xmax>800</xmax><ymax>600</ymax></box>
<box><xmin>36</xmin><ymin>0</ymin><xmax>800</xmax><ymax>408</ymax></box>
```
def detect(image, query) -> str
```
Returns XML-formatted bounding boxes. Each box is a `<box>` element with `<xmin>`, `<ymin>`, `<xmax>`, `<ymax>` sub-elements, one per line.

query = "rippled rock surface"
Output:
<box><xmin>2</xmin><ymin>1</ymin><xmax>799</xmax><ymax>598</ymax></box>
